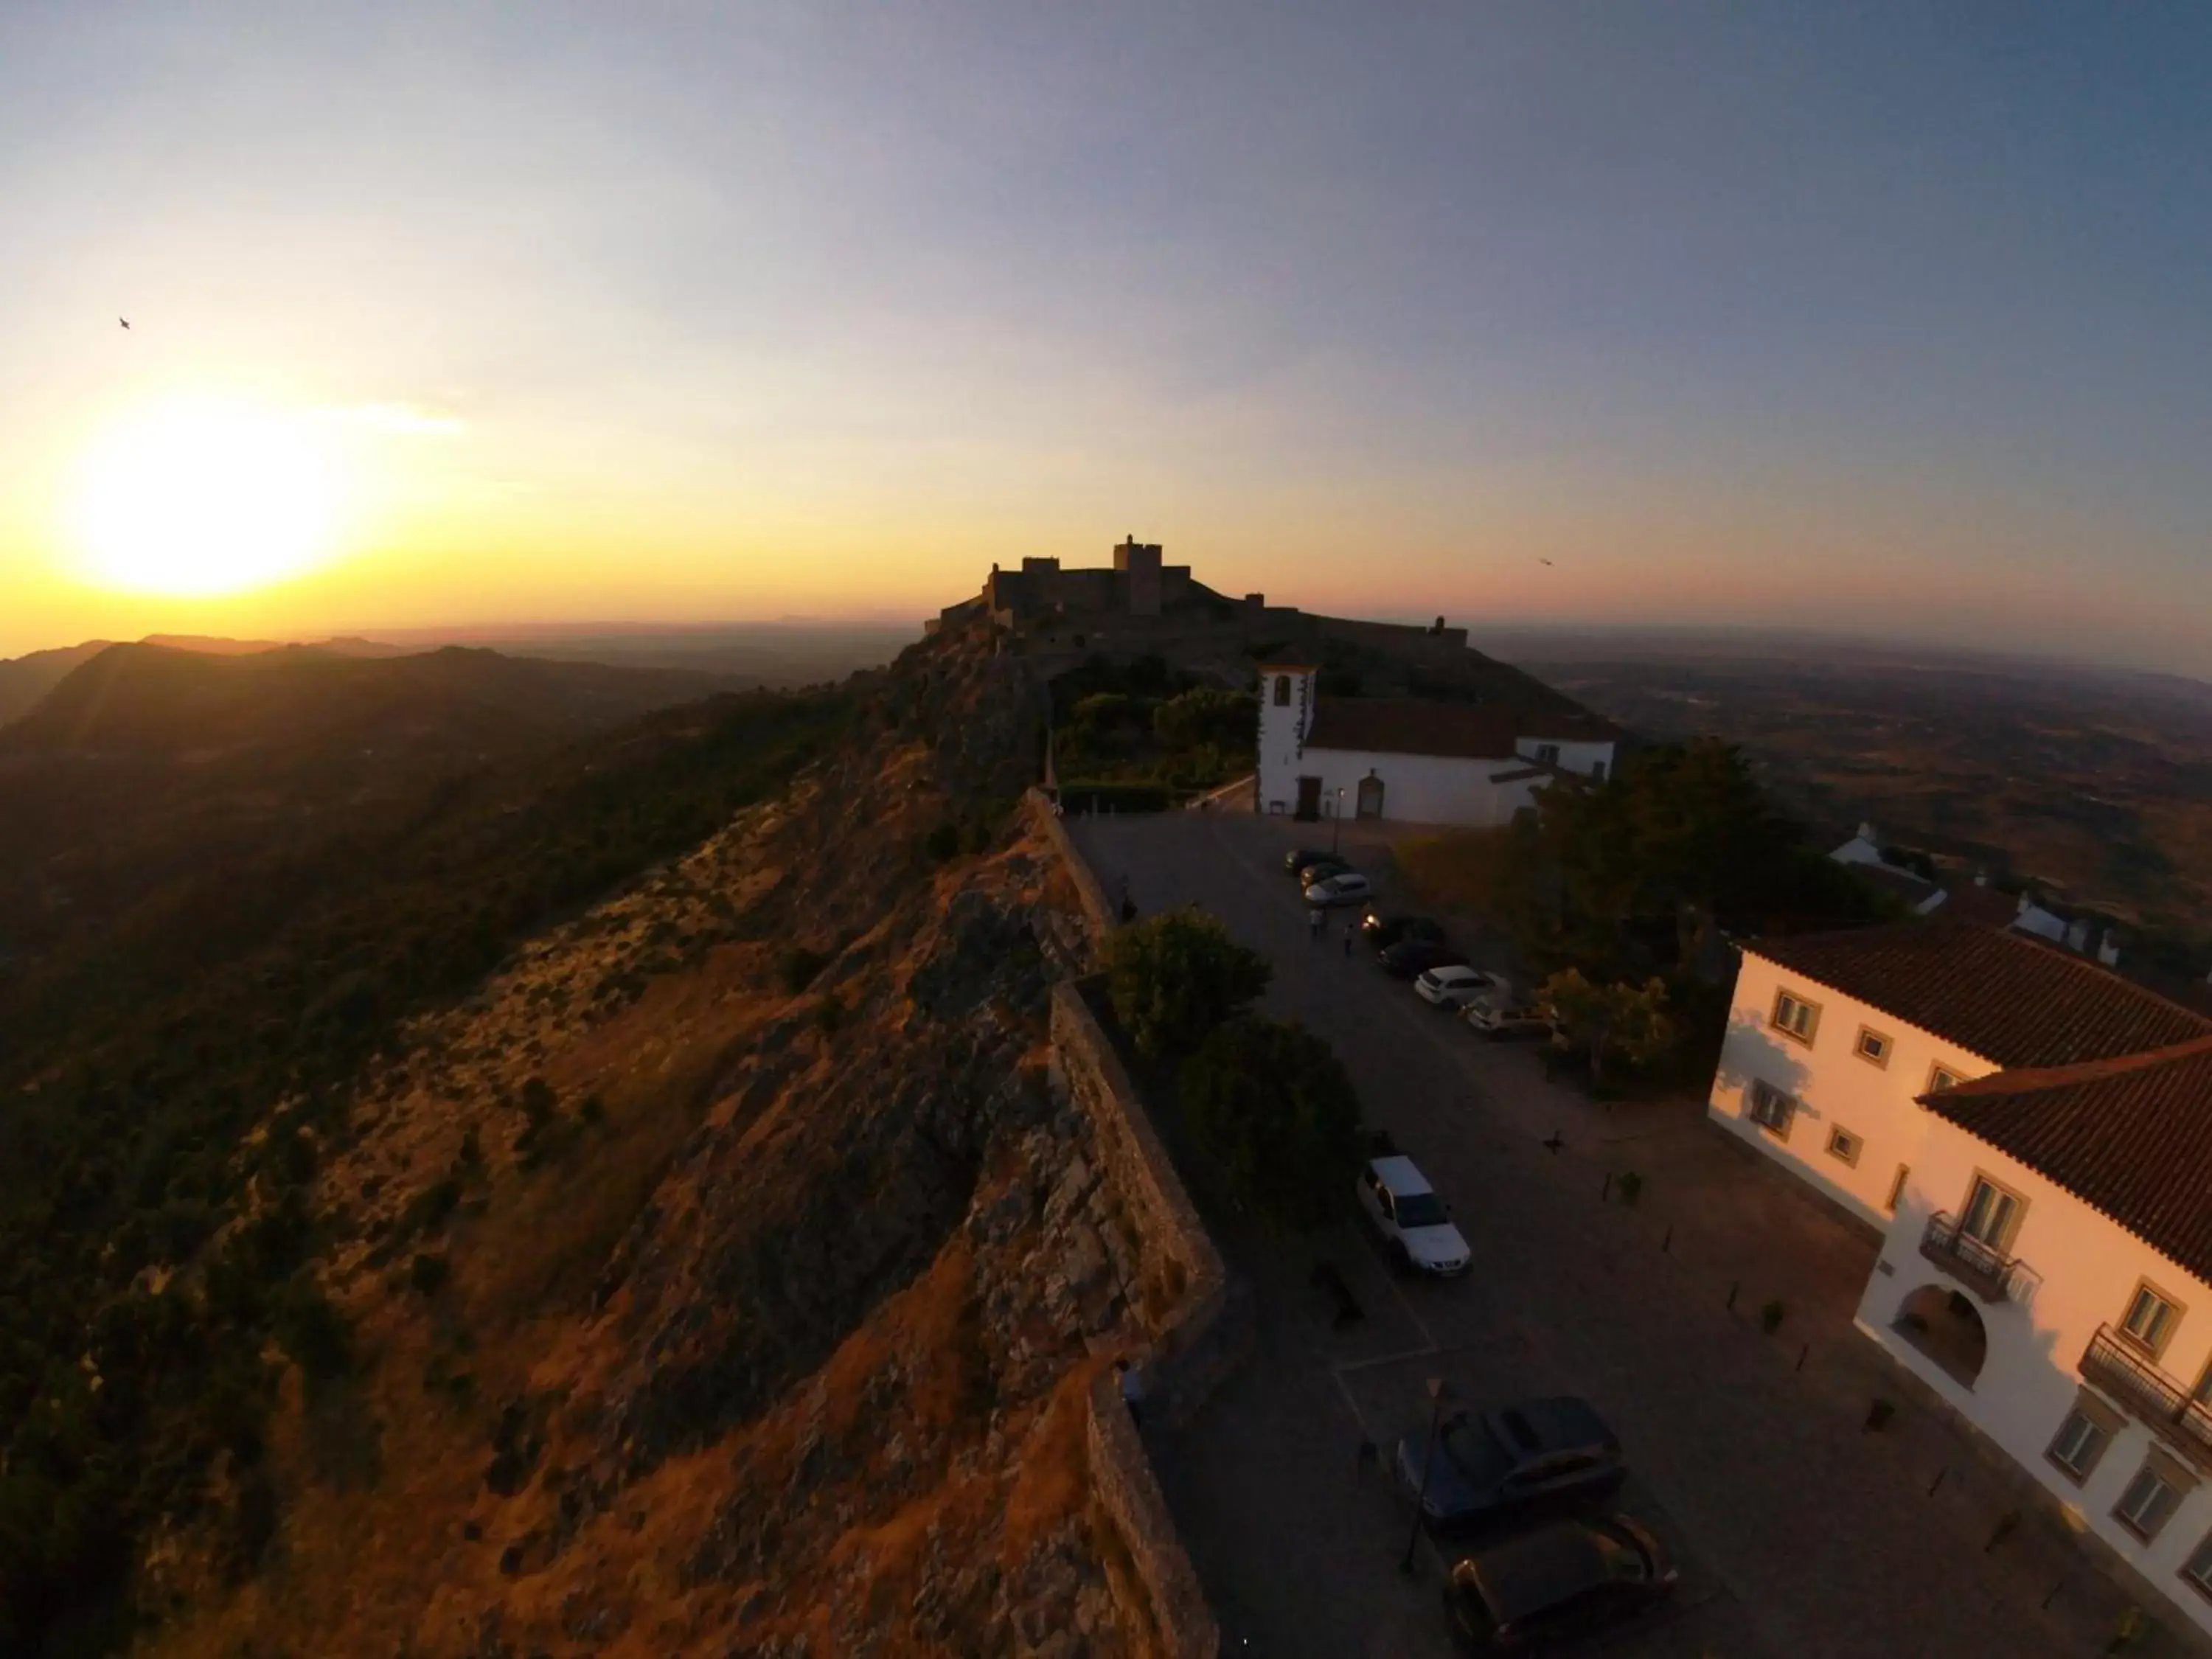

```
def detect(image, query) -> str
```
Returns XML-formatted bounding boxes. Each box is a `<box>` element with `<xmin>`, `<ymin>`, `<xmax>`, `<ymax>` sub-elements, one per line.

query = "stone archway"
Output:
<box><xmin>1894</xmin><ymin>1282</ymin><xmax>1989</xmax><ymax>1388</ymax></box>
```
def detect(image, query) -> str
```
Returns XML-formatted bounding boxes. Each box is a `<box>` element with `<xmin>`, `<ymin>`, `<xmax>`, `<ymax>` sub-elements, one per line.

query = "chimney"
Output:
<box><xmin>2096</xmin><ymin>930</ymin><xmax>2121</xmax><ymax>969</ymax></box>
<box><xmin>2016</xmin><ymin>891</ymin><xmax>2032</xmax><ymax>917</ymax></box>
<box><xmin>1859</xmin><ymin>822</ymin><xmax>1878</xmax><ymax>844</ymax></box>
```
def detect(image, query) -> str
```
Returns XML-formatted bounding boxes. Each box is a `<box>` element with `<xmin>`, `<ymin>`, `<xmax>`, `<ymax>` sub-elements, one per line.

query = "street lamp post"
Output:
<box><xmin>1401</xmin><ymin>1376</ymin><xmax>1450</xmax><ymax>1575</ymax></box>
<box><xmin>1330</xmin><ymin>785</ymin><xmax>1346</xmax><ymax>854</ymax></box>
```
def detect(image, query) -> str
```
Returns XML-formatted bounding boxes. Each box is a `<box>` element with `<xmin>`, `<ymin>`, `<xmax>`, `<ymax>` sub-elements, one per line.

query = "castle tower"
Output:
<box><xmin>1113</xmin><ymin>535</ymin><xmax>1164</xmax><ymax>616</ymax></box>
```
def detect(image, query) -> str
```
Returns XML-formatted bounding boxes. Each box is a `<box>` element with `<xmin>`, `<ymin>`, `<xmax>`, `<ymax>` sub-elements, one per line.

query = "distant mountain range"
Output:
<box><xmin>0</xmin><ymin>622</ymin><xmax>918</xmax><ymax>726</ymax></box>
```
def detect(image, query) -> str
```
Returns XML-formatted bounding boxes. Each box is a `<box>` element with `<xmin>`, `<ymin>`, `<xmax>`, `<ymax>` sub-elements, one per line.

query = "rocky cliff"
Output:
<box><xmin>143</xmin><ymin>618</ymin><xmax>1169</xmax><ymax>1658</ymax></box>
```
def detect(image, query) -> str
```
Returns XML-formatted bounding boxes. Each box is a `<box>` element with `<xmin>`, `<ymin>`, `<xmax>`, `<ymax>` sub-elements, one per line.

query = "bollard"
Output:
<box><xmin>1796</xmin><ymin>1343</ymin><xmax>1809</xmax><ymax>1372</ymax></box>
<box><xmin>1928</xmin><ymin>1467</ymin><xmax>1947</xmax><ymax>1498</ymax></box>
<box><xmin>1987</xmin><ymin>1509</ymin><xmax>2021</xmax><ymax>1553</ymax></box>
<box><xmin>2042</xmin><ymin>1579</ymin><xmax>2065</xmax><ymax>1611</ymax></box>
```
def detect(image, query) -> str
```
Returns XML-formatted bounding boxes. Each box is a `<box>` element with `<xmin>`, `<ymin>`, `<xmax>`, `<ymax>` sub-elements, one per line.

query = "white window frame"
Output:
<box><xmin>1826</xmin><ymin>1125</ymin><xmax>1863</xmax><ymax>1167</ymax></box>
<box><xmin>1959</xmin><ymin>1172</ymin><xmax>2024</xmax><ymax>1252</ymax></box>
<box><xmin>1770</xmin><ymin>989</ymin><xmax>1820</xmax><ymax>1046</ymax></box>
<box><xmin>2121</xmin><ymin>1280</ymin><xmax>2184</xmax><ymax>1361</ymax></box>
<box><xmin>2115</xmin><ymin>1463</ymin><xmax>2185</xmax><ymax>1542</ymax></box>
<box><xmin>1927</xmin><ymin>1062</ymin><xmax>1963</xmax><ymax>1094</ymax></box>
<box><xmin>2047</xmin><ymin>1410</ymin><xmax>2112</xmax><ymax>1484</ymax></box>
<box><xmin>1747</xmin><ymin>1078</ymin><xmax>1797</xmax><ymax>1139</ymax></box>
<box><xmin>2182</xmin><ymin>1531</ymin><xmax>2212</xmax><ymax>1601</ymax></box>
<box><xmin>1854</xmin><ymin>1026</ymin><xmax>1893</xmax><ymax>1068</ymax></box>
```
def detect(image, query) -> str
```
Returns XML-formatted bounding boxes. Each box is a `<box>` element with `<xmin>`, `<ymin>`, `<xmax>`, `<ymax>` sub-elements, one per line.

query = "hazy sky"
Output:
<box><xmin>1</xmin><ymin>3</ymin><xmax>2208</xmax><ymax>671</ymax></box>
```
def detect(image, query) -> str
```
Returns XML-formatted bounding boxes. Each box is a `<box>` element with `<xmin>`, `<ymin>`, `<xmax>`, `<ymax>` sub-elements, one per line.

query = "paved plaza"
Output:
<box><xmin>1075</xmin><ymin>809</ymin><xmax>2182</xmax><ymax>1659</ymax></box>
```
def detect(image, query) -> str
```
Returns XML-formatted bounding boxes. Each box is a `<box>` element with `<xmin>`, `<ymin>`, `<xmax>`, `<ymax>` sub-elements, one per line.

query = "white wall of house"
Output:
<box><xmin>1512</xmin><ymin>735</ymin><xmax>1614</xmax><ymax>779</ymax></box>
<box><xmin>1857</xmin><ymin>1126</ymin><xmax>2212</xmax><ymax>1635</ymax></box>
<box><xmin>1290</xmin><ymin>746</ymin><xmax>1536</xmax><ymax>827</ymax></box>
<box><xmin>1256</xmin><ymin>667</ymin><xmax>1318</xmax><ymax>815</ymax></box>
<box><xmin>1706</xmin><ymin>950</ymin><xmax>1992</xmax><ymax>1231</ymax></box>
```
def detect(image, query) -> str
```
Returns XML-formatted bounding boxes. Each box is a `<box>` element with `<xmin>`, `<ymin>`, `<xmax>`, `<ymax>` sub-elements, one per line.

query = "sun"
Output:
<box><xmin>69</xmin><ymin>397</ymin><xmax>342</xmax><ymax>597</ymax></box>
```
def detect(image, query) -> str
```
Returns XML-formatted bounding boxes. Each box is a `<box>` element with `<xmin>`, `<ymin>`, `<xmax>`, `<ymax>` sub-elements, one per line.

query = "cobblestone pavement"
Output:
<box><xmin>1077</xmin><ymin>809</ymin><xmax>2174</xmax><ymax>1659</ymax></box>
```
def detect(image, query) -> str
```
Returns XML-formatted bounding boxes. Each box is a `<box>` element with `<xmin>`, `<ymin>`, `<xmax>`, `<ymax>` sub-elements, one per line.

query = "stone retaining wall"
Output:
<box><xmin>1025</xmin><ymin>787</ymin><xmax>1116</xmax><ymax>943</ymax></box>
<box><xmin>1032</xmin><ymin>807</ymin><xmax>1242</xmax><ymax>1659</ymax></box>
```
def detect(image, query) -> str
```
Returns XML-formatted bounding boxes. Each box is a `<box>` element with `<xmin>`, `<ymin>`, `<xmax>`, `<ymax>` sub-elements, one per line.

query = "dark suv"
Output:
<box><xmin>1445</xmin><ymin>1514</ymin><xmax>1676</xmax><ymax>1649</ymax></box>
<box><xmin>1397</xmin><ymin>1397</ymin><xmax>1625</xmax><ymax>1537</ymax></box>
<box><xmin>1363</xmin><ymin>912</ymin><xmax>1447</xmax><ymax>950</ymax></box>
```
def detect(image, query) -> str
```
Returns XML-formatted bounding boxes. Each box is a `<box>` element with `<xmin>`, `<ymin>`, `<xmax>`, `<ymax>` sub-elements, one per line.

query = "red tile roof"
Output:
<box><xmin>1920</xmin><ymin>1036</ymin><xmax>2212</xmax><ymax>1281</ymax></box>
<box><xmin>1746</xmin><ymin>920</ymin><xmax>2212</xmax><ymax>1069</ymax></box>
<box><xmin>1301</xmin><ymin>698</ymin><xmax>1616</xmax><ymax>761</ymax></box>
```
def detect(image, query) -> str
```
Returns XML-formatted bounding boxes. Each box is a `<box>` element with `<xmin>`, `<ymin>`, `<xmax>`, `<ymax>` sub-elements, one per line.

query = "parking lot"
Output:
<box><xmin>1074</xmin><ymin>809</ymin><xmax>2151</xmax><ymax>1659</ymax></box>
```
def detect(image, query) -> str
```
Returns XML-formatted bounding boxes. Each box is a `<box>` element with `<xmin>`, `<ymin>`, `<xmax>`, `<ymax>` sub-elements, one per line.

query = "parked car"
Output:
<box><xmin>1363</xmin><ymin>912</ymin><xmax>1447</xmax><ymax>950</ymax></box>
<box><xmin>1416</xmin><ymin>965</ymin><xmax>1510</xmax><ymax>1010</ymax></box>
<box><xmin>1356</xmin><ymin>1155</ymin><xmax>1470</xmax><ymax>1276</ymax></box>
<box><xmin>1397</xmin><ymin>1397</ymin><xmax>1625</xmax><ymax>1536</ymax></box>
<box><xmin>1463</xmin><ymin>995</ymin><xmax>1555</xmax><ymax>1041</ymax></box>
<box><xmin>1294</xmin><ymin>855</ymin><xmax>1354</xmax><ymax>888</ymax></box>
<box><xmin>1284</xmin><ymin>846</ymin><xmax>1339</xmax><ymax>876</ymax></box>
<box><xmin>1444</xmin><ymin>1514</ymin><xmax>1676</xmax><ymax>1649</ymax></box>
<box><xmin>1305</xmin><ymin>871</ymin><xmax>1374</xmax><ymax>907</ymax></box>
<box><xmin>1380</xmin><ymin>938</ymin><xmax>1468</xmax><ymax>978</ymax></box>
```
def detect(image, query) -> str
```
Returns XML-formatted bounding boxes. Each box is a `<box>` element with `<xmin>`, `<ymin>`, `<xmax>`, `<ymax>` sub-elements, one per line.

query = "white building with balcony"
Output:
<box><xmin>1706</xmin><ymin>918</ymin><xmax>2212</xmax><ymax>1634</ymax></box>
<box><xmin>1253</xmin><ymin>664</ymin><xmax>1617</xmax><ymax>827</ymax></box>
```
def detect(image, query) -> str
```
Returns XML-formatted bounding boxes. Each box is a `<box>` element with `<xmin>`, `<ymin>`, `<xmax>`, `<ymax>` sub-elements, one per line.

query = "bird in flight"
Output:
<box><xmin>119</xmin><ymin>317</ymin><xmax>130</xmax><ymax>330</ymax></box>
<box><xmin>1537</xmin><ymin>557</ymin><xmax>1554</xmax><ymax>566</ymax></box>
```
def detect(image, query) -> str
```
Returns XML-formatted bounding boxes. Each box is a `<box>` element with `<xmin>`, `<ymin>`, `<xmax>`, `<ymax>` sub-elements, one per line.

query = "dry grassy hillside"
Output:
<box><xmin>136</xmin><ymin>624</ymin><xmax>1160</xmax><ymax>1658</ymax></box>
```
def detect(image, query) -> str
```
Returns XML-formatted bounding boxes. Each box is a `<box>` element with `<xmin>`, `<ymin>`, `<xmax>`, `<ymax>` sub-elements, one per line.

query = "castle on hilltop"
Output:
<box><xmin>929</xmin><ymin>535</ymin><xmax>1470</xmax><ymax>676</ymax></box>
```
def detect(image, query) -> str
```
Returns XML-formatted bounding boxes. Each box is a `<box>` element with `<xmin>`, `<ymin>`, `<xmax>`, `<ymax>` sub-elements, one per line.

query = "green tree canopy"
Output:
<box><xmin>1105</xmin><ymin>908</ymin><xmax>1271</xmax><ymax>1059</ymax></box>
<box><xmin>1151</xmin><ymin>687</ymin><xmax>1257</xmax><ymax>754</ymax></box>
<box><xmin>1540</xmin><ymin>969</ymin><xmax>1675</xmax><ymax>1085</ymax></box>
<box><xmin>1179</xmin><ymin>1016</ymin><xmax>1363</xmax><ymax>1231</ymax></box>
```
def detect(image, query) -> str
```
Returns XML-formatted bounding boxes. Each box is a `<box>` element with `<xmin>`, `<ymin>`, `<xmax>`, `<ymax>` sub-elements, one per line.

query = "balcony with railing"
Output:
<box><xmin>1918</xmin><ymin>1211</ymin><xmax>2024</xmax><ymax>1304</ymax></box>
<box><xmin>2081</xmin><ymin>1326</ymin><xmax>2212</xmax><ymax>1475</ymax></box>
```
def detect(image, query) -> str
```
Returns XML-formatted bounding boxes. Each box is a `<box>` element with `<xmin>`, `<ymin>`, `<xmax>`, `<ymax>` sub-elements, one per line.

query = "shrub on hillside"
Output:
<box><xmin>1179</xmin><ymin>1017</ymin><xmax>1363</xmax><ymax>1231</ymax></box>
<box><xmin>1105</xmin><ymin>908</ymin><xmax>1270</xmax><ymax>1059</ymax></box>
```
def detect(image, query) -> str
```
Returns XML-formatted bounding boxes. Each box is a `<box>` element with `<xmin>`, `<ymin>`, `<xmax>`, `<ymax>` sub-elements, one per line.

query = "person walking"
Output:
<box><xmin>1343</xmin><ymin>918</ymin><xmax>1356</xmax><ymax>958</ymax></box>
<box><xmin>1115</xmin><ymin>1357</ymin><xmax>1147</xmax><ymax>1430</ymax></box>
<box><xmin>1308</xmin><ymin>905</ymin><xmax>1325</xmax><ymax>942</ymax></box>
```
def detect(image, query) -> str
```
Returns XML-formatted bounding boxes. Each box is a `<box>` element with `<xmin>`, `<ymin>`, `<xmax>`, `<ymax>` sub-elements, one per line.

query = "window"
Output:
<box><xmin>1826</xmin><ymin>1126</ymin><xmax>1863</xmax><ymax>1167</ymax></box>
<box><xmin>1927</xmin><ymin>1063</ymin><xmax>1963</xmax><ymax>1093</ymax></box>
<box><xmin>1770</xmin><ymin>989</ymin><xmax>1820</xmax><ymax>1045</ymax></box>
<box><xmin>2116</xmin><ymin>1464</ymin><xmax>2186</xmax><ymax>1541</ymax></box>
<box><xmin>2183</xmin><ymin>1532</ymin><xmax>2212</xmax><ymax>1601</ymax></box>
<box><xmin>1959</xmin><ymin>1175</ymin><xmax>2023</xmax><ymax>1250</ymax></box>
<box><xmin>1747</xmin><ymin>1079</ymin><xmax>1797</xmax><ymax>1138</ymax></box>
<box><xmin>1534</xmin><ymin>742</ymin><xmax>1561</xmax><ymax>765</ymax></box>
<box><xmin>2121</xmin><ymin>1282</ymin><xmax>2183</xmax><ymax>1359</ymax></box>
<box><xmin>1885</xmin><ymin>1164</ymin><xmax>1911</xmax><ymax>1214</ymax></box>
<box><xmin>1854</xmin><ymin>1027</ymin><xmax>1893</xmax><ymax>1068</ymax></box>
<box><xmin>2048</xmin><ymin>1410</ymin><xmax>2112</xmax><ymax>1484</ymax></box>
<box><xmin>1273</xmin><ymin>675</ymin><xmax>1291</xmax><ymax>706</ymax></box>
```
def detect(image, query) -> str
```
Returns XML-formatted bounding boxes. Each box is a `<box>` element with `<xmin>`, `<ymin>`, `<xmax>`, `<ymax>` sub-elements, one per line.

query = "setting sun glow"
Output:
<box><xmin>69</xmin><ymin>399</ymin><xmax>341</xmax><ymax>597</ymax></box>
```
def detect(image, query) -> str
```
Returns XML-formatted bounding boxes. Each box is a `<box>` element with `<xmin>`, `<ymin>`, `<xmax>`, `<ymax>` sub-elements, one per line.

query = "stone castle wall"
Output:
<box><xmin>1025</xmin><ymin>801</ymin><xmax>1248</xmax><ymax>1659</ymax></box>
<box><xmin>1049</xmin><ymin>978</ymin><xmax>1238</xmax><ymax>1659</ymax></box>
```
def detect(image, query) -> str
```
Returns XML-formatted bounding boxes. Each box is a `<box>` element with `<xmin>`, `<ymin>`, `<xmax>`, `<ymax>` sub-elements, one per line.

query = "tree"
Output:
<box><xmin>1105</xmin><ymin>908</ymin><xmax>1271</xmax><ymax>1060</ymax></box>
<box><xmin>1151</xmin><ymin>688</ymin><xmax>1257</xmax><ymax>754</ymax></box>
<box><xmin>1179</xmin><ymin>1017</ymin><xmax>1363</xmax><ymax>1230</ymax></box>
<box><xmin>1540</xmin><ymin>970</ymin><xmax>1674</xmax><ymax>1088</ymax></box>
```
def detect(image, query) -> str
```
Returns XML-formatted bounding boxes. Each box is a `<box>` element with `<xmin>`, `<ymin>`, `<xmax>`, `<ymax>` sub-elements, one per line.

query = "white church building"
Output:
<box><xmin>1707</xmin><ymin>918</ymin><xmax>2212</xmax><ymax>1635</ymax></box>
<box><xmin>1253</xmin><ymin>663</ymin><xmax>1618</xmax><ymax>827</ymax></box>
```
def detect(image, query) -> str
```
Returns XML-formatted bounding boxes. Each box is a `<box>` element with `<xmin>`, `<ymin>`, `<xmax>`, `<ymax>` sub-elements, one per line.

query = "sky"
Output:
<box><xmin>1</xmin><ymin>3</ymin><xmax>2208</xmax><ymax>672</ymax></box>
